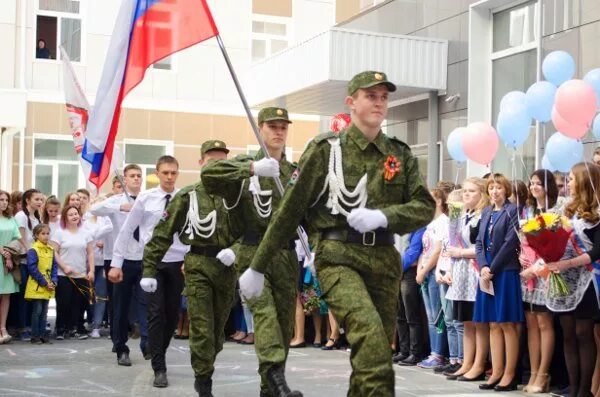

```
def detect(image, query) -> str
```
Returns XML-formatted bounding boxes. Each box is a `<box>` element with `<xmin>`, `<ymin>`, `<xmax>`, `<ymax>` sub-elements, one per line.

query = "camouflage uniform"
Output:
<box><xmin>248</xmin><ymin>73</ymin><xmax>436</xmax><ymax>397</ymax></box>
<box><xmin>201</xmin><ymin>108</ymin><xmax>299</xmax><ymax>397</ymax></box>
<box><xmin>143</xmin><ymin>140</ymin><xmax>242</xmax><ymax>392</ymax></box>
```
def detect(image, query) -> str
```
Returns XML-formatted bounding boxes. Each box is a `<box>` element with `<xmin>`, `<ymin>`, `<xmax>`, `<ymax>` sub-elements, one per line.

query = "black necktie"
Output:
<box><xmin>131</xmin><ymin>195</ymin><xmax>140</xmax><ymax>242</ymax></box>
<box><xmin>164</xmin><ymin>194</ymin><xmax>171</xmax><ymax>209</ymax></box>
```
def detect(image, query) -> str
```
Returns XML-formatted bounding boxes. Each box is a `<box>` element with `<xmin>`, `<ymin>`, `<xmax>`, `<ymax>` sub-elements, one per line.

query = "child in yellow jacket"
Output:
<box><xmin>25</xmin><ymin>224</ymin><xmax>58</xmax><ymax>344</ymax></box>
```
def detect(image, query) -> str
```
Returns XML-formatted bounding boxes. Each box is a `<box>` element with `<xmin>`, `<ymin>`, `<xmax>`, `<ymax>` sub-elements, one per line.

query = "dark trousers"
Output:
<box><xmin>104</xmin><ymin>260</ymin><xmax>114</xmax><ymax>340</ymax></box>
<box><xmin>55</xmin><ymin>276</ymin><xmax>88</xmax><ymax>334</ymax></box>
<box><xmin>112</xmin><ymin>260</ymin><xmax>147</xmax><ymax>355</ymax></box>
<box><xmin>397</xmin><ymin>266</ymin><xmax>425</xmax><ymax>357</ymax></box>
<box><xmin>146</xmin><ymin>261</ymin><xmax>184</xmax><ymax>372</ymax></box>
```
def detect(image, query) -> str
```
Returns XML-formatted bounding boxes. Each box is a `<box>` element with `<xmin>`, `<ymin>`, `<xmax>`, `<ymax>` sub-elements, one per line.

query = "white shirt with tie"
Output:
<box><xmin>111</xmin><ymin>187</ymin><xmax>189</xmax><ymax>269</ymax></box>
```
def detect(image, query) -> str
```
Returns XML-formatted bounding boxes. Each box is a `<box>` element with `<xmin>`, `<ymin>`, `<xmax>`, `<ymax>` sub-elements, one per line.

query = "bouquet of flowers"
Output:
<box><xmin>447</xmin><ymin>197</ymin><xmax>464</xmax><ymax>248</ymax></box>
<box><xmin>300</xmin><ymin>284</ymin><xmax>322</xmax><ymax>314</ymax></box>
<box><xmin>521</xmin><ymin>213</ymin><xmax>571</xmax><ymax>297</ymax></box>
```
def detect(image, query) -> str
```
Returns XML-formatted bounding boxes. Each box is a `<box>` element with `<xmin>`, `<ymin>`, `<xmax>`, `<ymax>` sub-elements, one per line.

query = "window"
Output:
<box><xmin>491</xmin><ymin>1</ymin><xmax>539</xmax><ymax>179</ymax></box>
<box><xmin>251</xmin><ymin>15</ymin><xmax>291</xmax><ymax>62</ymax></box>
<box><xmin>33</xmin><ymin>135</ymin><xmax>85</xmax><ymax>198</ymax></box>
<box><xmin>35</xmin><ymin>0</ymin><xmax>82</xmax><ymax>61</ymax></box>
<box><xmin>123</xmin><ymin>140</ymin><xmax>173</xmax><ymax>190</ymax></box>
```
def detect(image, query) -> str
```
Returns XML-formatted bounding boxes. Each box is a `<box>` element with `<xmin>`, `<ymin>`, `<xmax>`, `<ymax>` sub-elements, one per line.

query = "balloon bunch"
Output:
<box><xmin>446</xmin><ymin>50</ymin><xmax>600</xmax><ymax>172</ymax></box>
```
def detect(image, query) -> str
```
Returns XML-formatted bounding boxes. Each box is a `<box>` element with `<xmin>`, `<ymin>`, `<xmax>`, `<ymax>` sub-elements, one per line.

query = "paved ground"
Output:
<box><xmin>0</xmin><ymin>336</ymin><xmax>528</xmax><ymax>397</ymax></box>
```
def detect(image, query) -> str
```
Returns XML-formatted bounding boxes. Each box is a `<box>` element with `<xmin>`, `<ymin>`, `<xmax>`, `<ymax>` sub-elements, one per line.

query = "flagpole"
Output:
<box><xmin>215</xmin><ymin>35</ymin><xmax>311</xmax><ymax>257</ymax></box>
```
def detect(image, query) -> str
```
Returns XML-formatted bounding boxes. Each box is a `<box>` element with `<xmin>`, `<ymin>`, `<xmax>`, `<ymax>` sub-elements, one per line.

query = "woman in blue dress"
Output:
<box><xmin>474</xmin><ymin>173</ymin><xmax>524</xmax><ymax>391</ymax></box>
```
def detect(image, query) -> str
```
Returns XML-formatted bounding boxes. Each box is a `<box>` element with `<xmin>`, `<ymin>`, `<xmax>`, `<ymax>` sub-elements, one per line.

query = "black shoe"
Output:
<box><xmin>479</xmin><ymin>379</ymin><xmax>500</xmax><ymax>390</ymax></box>
<box><xmin>289</xmin><ymin>341</ymin><xmax>306</xmax><ymax>348</ymax></box>
<box><xmin>40</xmin><ymin>337</ymin><xmax>53</xmax><ymax>344</ymax></box>
<box><xmin>194</xmin><ymin>377</ymin><xmax>213</xmax><ymax>397</ymax></box>
<box><xmin>30</xmin><ymin>337</ymin><xmax>42</xmax><ymax>344</ymax></box>
<box><xmin>397</xmin><ymin>354</ymin><xmax>420</xmax><ymax>366</ymax></box>
<box><xmin>458</xmin><ymin>372</ymin><xmax>486</xmax><ymax>382</ymax></box>
<box><xmin>111</xmin><ymin>345</ymin><xmax>116</xmax><ymax>353</ymax></box>
<box><xmin>142</xmin><ymin>348</ymin><xmax>152</xmax><ymax>360</ymax></box>
<box><xmin>321</xmin><ymin>338</ymin><xmax>339</xmax><ymax>351</ymax></box>
<box><xmin>392</xmin><ymin>352</ymin><xmax>409</xmax><ymax>363</ymax></box>
<box><xmin>117</xmin><ymin>352</ymin><xmax>132</xmax><ymax>366</ymax></box>
<box><xmin>153</xmin><ymin>371</ymin><xmax>168</xmax><ymax>388</ymax></box>
<box><xmin>434</xmin><ymin>362</ymin><xmax>454</xmax><ymax>374</ymax></box>
<box><xmin>494</xmin><ymin>378</ymin><xmax>518</xmax><ymax>392</ymax></box>
<box><xmin>266</xmin><ymin>366</ymin><xmax>303</xmax><ymax>397</ymax></box>
<box><xmin>442</xmin><ymin>363</ymin><xmax>463</xmax><ymax>376</ymax></box>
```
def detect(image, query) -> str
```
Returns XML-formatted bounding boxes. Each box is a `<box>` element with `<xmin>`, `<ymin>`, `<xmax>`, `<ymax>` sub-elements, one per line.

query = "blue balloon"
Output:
<box><xmin>541</xmin><ymin>155</ymin><xmax>557</xmax><ymax>172</ymax></box>
<box><xmin>500</xmin><ymin>91</ymin><xmax>527</xmax><ymax>112</ymax></box>
<box><xmin>545</xmin><ymin>132</ymin><xmax>583</xmax><ymax>172</ymax></box>
<box><xmin>593</xmin><ymin>113</ymin><xmax>600</xmax><ymax>140</ymax></box>
<box><xmin>584</xmin><ymin>68</ymin><xmax>600</xmax><ymax>105</ymax></box>
<box><xmin>526</xmin><ymin>81</ymin><xmax>557</xmax><ymax>122</ymax></box>
<box><xmin>542</xmin><ymin>51</ymin><xmax>575</xmax><ymax>86</ymax></box>
<box><xmin>496</xmin><ymin>104</ymin><xmax>532</xmax><ymax>148</ymax></box>
<box><xmin>447</xmin><ymin>127</ymin><xmax>467</xmax><ymax>163</ymax></box>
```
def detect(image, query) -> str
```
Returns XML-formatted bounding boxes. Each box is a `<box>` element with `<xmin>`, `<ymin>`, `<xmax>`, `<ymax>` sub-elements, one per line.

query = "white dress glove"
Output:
<box><xmin>239</xmin><ymin>268</ymin><xmax>265</xmax><ymax>300</ymax></box>
<box><xmin>216</xmin><ymin>248</ymin><xmax>236</xmax><ymax>267</ymax></box>
<box><xmin>303</xmin><ymin>252</ymin><xmax>316</xmax><ymax>277</ymax></box>
<box><xmin>252</xmin><ymin>158</ymin><xmax>280</xmax><ymax>178</ymax></box>
<box><xmin>347</xmin><ymin>208</ymin><xmax>388</xmax><ymax>233</ymax></box>
<box><xmin>140</xmin><ymin>278</ymin><xmax>158</xmax><ymax>293</ymax></box>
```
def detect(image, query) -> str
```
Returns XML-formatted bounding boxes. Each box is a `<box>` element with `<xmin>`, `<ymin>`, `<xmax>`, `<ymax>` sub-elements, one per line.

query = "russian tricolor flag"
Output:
<box><xmin>83</xmin><ymin>0</ymin><xmax>218</xmax><ymax>190</ymax></box>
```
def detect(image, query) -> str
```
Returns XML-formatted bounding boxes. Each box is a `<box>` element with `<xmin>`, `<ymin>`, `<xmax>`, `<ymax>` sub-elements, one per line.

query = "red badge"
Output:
<box><xmin>383</xmin><ymin>155</ymin><xmax>400</xmax><ymax>181</ymax></box>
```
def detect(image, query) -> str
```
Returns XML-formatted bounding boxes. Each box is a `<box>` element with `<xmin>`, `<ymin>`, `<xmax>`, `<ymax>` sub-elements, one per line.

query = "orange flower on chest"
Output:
<box><xmin>383</xmin><ymin>155</ymin><xmax>400</xmax><ymax>181</ymax></box>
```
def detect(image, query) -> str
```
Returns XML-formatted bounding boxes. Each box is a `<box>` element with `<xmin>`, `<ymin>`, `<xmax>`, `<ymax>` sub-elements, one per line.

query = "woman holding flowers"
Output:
<box><xmin>474</xmin><ymin>173</ymin><xmax>523</xmax><ymax>392</ymax></box>
<box><xmin>546</xmin><ymin>162</ymin><xmax>600</xmax><ymax>397</ymax></box>
<box><xmin>445</xmin><ymin>178</ymin><xmax>490</xmax><ymax>381</ymax></box>
<box><xmin>519</xmin><ymin>169</ymin><xmax>560</xmax><ymax>393</ymax></box>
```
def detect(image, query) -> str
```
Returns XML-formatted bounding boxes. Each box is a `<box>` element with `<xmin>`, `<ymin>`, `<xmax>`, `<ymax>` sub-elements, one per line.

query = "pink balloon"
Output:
<box><xmin>554</xmin><ymin>79</ymin><xmax>597</xmax><ymax>126</ymax></box>
<box><xmin>551</xmin><ymin>107</ymin><xmax>588</xmax><ymax>139</ymax></box>
<box><xmin>461</xmin><ymin>122</ymin><xmax>499</xmax><ymax>166</ymax></box>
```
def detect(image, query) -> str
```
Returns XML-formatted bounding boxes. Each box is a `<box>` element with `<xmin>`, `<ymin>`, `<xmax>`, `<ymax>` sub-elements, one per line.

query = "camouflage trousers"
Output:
<box><xmin>318</xmin><ymin>263</ymin><xmax>400</xmax><ymax>397</ymax></box>
<box><xmin>185</xmin><ymin>253</ymin><xmax>237</xmax><ymax>379</ymax></box>
<box><xmin>245</xmin><ymin>248</ymin><xmax>299</xmax><ymax>396</ymax></box>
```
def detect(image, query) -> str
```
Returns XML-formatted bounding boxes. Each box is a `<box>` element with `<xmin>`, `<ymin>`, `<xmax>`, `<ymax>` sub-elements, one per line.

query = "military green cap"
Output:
<box><xmin>258</xmin><ymin>107</ymin><xmax>292</xmax><ymax>124</ymax></box>
<box><xmin>201</xmin><ymin>139</ymin><xmax>229</xmax><ymax>155</ymax></box>
<box><xmin>347</xmin><ymin>70</ymin><xmax>397</xmax><ymax>96</ymax></box>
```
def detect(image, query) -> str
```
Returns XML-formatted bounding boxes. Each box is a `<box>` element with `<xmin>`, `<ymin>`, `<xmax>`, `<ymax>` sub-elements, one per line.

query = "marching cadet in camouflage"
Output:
<box><xmin>201</xmin><ymin>107</ymin><xmax>302</xmax><ymax>397</ymax></box>
<box><xmin>240</xmin><ymin>71</ymin><xmax>436</xmax><ymax>397</ymax></box>
<box><xmin>143</xmin><ymin>140</ymin><xmax>242</xmax><ymax>397</ymax></box>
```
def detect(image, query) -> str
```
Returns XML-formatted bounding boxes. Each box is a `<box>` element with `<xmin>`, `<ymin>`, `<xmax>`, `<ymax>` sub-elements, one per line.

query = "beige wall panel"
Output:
<box><xmin>177</xmin><ymin>171</ymin><xmax>201</xmax><ymax>188</ymax></box>
<box><xmin>120</xmin><ymin>109</ymin><xmax>149</xmax><ymax>139</ymax></box>
<box><xmin>253</xmin><ymin>0</ymin><xmax>292</xmax><ymax>17</ymax></box>
<box><xmin>24</xmin><ymin>165</ymin><xmax>32</xmax><ymax>190</ymax></box>
<box><xmin>32</xmin><ymin>102</ymin><xmax>62</xmax><ymax>134</ymax></box>
<box><xmin>289</xmin><ymin>120</ymin><xmax>319</xmax><ymax>151</ymax></box>
<box><xmin>174</xmin><ymin>146</ymin><xmax>201</xmax><ymax>171</ymax></box>
<box><xmin>212</xmin><ymin>115</ymin><xmax>252</xmax><ymax>147</ymax></box>
<box><xmin>336</xmin><ymin>0</ymin><xmax>361</xmax><ymax>23</ymax></box>
<box><xmin>148</xmin><ymin>111</ymin><xmax>175</xmax><ymax>140</ymax></box>
<box><xmin>25</xmin><ymin>137</ymin><xmax>33</xmax><ymax>163</ymax></box>
<box><xmin>57</xmin><ymin>106</ymin><xmax>74</xmax><ymax>134</ymax></box>
<box><xmin>173</xmin><ymin>113</ymin><xmax>213</xmax><ymax>145</ymax></box>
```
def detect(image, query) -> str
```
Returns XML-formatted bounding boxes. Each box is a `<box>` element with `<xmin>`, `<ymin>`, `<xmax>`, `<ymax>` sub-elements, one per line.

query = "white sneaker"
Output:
<box><xmin>90</xmin><ymin>329</ymin><xmax>101</xmax><ymax>339</ymax></box>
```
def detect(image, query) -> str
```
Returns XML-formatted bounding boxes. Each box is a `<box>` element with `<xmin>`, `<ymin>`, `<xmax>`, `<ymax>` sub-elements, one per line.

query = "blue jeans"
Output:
<box><xmin>440</xmin><ymin>283</ymin><xmax>464</xmax><ymax>361</ymax></box>
<box><xmin>31</xmin><ymin>299</ymin><xmax>49</xmax><ymax>338</ymax></box>
<box><xmin>112</xmin><ymin>260</ymin><xmax>147</xmax><ymax>355</ymax></box>
<box><xmin>93</xmin><ymin>266</ymin><xmax>107</xmax><ymax>329</ymax></box>
<box><xmin>421</xmin><ymin>273</ymin><xmax>447</xmax><ymax>357</ymax></box>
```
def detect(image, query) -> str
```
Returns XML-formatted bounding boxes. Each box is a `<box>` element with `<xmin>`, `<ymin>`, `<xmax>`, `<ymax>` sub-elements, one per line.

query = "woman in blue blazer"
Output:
<box><xmin>474</xmin><ymin>173</ymin><xmax>524</xmax><ymax>392</ymax></box>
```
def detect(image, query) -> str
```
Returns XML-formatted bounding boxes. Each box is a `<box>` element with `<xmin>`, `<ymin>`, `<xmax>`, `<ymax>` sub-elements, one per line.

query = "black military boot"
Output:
<box><xmin>194</xmin><ymin>376</ymin><xmax>213</xmax><ymax>397</ymax></box>
<box><xmin>266</xmin><ymin>366</ymin><xmax>303</xmax><ymax>397</ymax></box>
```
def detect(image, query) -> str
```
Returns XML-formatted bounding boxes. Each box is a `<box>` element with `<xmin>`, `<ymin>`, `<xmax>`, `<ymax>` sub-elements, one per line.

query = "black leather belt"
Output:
<box><xmin>320</xmin><ymin>228</ymin><xmax>395</xmax><ymax>246</ymax></box>
<box><xmin>242</xmin><ymin>232</ymin><xmax>295</xmax><ymax>250</ymax></box>
<box><xmin>189</xmin><ymin>246</ymin><xmax>221</xmax><ymax>257</ymax></box>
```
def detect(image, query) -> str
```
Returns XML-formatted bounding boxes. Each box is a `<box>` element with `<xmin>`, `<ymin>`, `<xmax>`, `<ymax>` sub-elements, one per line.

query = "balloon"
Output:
<box><xmin>541</xmin><ymin>155</ymin><xmax>557</xmax><ymax>172</ymax></box>
<box><xmin>525</xmin><ymin>81</ymin><xmax>557</xmax><ymax>122</ymax></box>
<box><xmin>461</xmin><ymin>122</ymin><xmax>499</xmax><ymax>166</ymax></box>
<box><xmin>542</xmin><ymin>51</ymin><xmax>576</xmax><ymax>86</ymax></box>
<box><xmin>593</xmin><ymin>113</ymin><xmax>600</xmax><ymax>140</ymax></box>
<box><xmin>496</xmin><ymin>104</ymin><xmax>532</xmax><ymax>148</ymax></box>
<box><xmin>555</xmin><ymin>79</ymin><xmax>597</xmax><ymax>126</ymax></box>
<box><xmin>551</xmin><ymin>107</ymin><xmax>588</xmax><ymax>139</ymax></box>
<box><xmin>500</xmin><ymin>91</ymin><xmax>527</xmax><ymax>112</ymax></box>
<box><xmin>545</xmin><ymin>132</ymin><xmax>583</xmax><ymax>173</ymax></box>
<box><xmin>584</xmin><ymin>68</ymin><xmax>600</xmax><ymax>104</ymax></box>
<box><xmin>447</xmin><ymin>127</ymin><xmax>468</xmax><ymax>163</ymax></box>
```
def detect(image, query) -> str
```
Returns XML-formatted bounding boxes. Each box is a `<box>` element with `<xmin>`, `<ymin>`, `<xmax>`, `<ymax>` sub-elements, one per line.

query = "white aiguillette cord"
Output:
<box><xmin>183</xmin><ymin>190</ymin><xmax>217</xmax><ymax>239</ymax></box>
